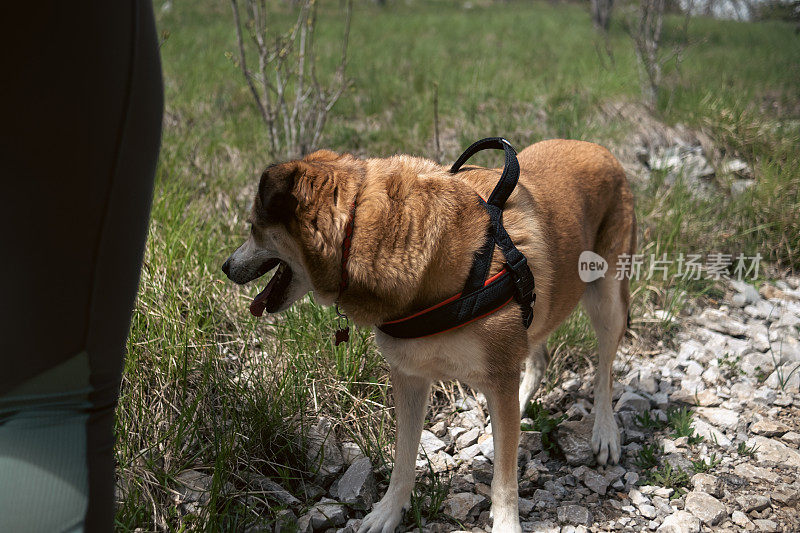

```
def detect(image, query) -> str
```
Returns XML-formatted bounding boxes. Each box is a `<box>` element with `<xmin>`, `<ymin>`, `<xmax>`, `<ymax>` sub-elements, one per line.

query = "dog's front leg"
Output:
<box><xmin>485</xmin><ymin>381</ymin><xmax>522</xmax><ymax>533</ymax></box>
<box><xmin>358</xmin><ymin>367</ymin><xmax>430</xmax><ymax>533</ymax></box>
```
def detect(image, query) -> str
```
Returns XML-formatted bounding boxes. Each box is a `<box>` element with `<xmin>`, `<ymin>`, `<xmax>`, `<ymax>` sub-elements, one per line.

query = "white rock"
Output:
<box><xmin>746</xmin><ymin>435</ymin><xmax>800</xmax><ymax>467</ymax></box>
<box><xmin>418</xmin><ymin>430</ymin><xmax>446</xmax><ymax>456</ymax></box>
<box><xmin>684</xmin><ymin>491</ymin><xmax>727</xmax><ymax>526</ymax></box>
<box><xmin>458</xmin><ymin>442</ymin><xmax>482</xmax><ymax>462</ymax></box>
<box><xmin>455</xmin><ymin>427</ymin><xmax>480</xmax><ymax>449</ymax></box>
<box><xmin>695</xmin><ymin>407</ymin><xmax>739</xmax><ymax>430</ymax></box>
<box><xmin>750</xmin><ymin>418</ymin><xmax>790</xmax><ymax>437</ymax></box>
<box><xmin>657</xmin><ymin>510</ymin><xmax>700</xmax><ymax>533</ymax></box>
<box><xmin>478</xmin><ymin>435</ymin><xmax>495</xmax><ymax>461</ymax></box>
<box><xmin>694</xmin><ymin>308</ymin><xmax>748</xmax><ymax>337</ymax></box>
<box><xmin>639</xmin><ymin>504</ymin><xmax>657</xmax><ymax>519</ymax></box>
<box><xmin>733</xmin><ymin>462</ymin><xmax>779</xmax><ymax>483</ymax></box>
<box><xmin>731</xmin><ymin>510</ymin><xmax>753</xmax><ymax>528</ymax></box>
<box><xmin>765</xmin><ymin>362</ymin><xmax>800</xmax><ymax>393</ymax></box>
<box><xmin>615</xmin><ymin>391</ymin><xmax>651</xmax><ymax>412</ymax></box>
<box><xmin>691</xmin><ymin>417</ymin><xmax>731</xmax><ymax>446</ymax></box>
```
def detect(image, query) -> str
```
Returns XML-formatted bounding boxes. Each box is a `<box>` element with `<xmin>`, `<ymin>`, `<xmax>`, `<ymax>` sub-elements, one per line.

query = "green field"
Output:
<box><xmin>117</xmin><ymin>1</ymin><xmax>800</xmax><ymax>530</ymax></box>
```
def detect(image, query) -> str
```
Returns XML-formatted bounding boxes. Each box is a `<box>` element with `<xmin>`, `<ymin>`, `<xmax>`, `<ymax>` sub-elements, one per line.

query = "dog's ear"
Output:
<box><xmin>254</xmin><ymin>162</ymin><xmax>302</xmax><ymax>225</ymax></box>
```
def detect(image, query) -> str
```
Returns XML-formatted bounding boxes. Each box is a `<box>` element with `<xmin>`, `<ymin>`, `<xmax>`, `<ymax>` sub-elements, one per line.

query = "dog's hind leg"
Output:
<box><xmin>519</xmin><ymin>341</ymin><xmax>549</xmax><ymax>417</ymax></box>
<box><xmin>582</xmin><ymin>272</ymin><xmax>629</xmax><ymax>465</ymax></box>
<box><xmin>359</xmin><ymin>368</ymin><xmax>430</xmax><ymax>533</ymax></box>
<box><xmin>484</xmin><ymin>378</ymin><xmax>523</xmax><ymax>533</ymax></box>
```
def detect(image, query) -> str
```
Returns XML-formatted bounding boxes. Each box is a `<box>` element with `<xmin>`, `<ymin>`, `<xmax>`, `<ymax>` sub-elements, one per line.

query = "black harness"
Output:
<box><xmin>377</xmin><ymin>137</ymin><xmax>536</xmax><ymax>338</ymax></box>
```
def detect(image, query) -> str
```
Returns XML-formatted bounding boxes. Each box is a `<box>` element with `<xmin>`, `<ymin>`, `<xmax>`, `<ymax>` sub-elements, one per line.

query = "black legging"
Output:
<box><xmin>0</xmin><ymin>1</ymin><xmax>162</xmax><ymax>530</ymax></box>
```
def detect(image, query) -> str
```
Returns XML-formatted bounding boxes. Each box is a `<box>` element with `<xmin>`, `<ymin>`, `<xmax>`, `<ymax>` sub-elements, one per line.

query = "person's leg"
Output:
<box><xmin>0</xmin><ymin>1</ymin><xmax>163</xmax><ymax>530</ymax></box>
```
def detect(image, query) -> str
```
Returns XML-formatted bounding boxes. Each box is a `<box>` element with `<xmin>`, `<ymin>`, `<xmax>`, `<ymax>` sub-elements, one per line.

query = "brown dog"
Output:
<box><xmin>222</xmin><ymin>139</ymin><xmax>636</xmax><ymax>532</ymax></box>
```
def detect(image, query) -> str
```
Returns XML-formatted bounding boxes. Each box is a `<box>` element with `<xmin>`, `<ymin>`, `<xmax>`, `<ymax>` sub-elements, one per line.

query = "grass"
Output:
<box><xmin>117</xmin><ymin>0</ymin><xmax>800</xmax><ymax>529</ymax></box>
<box><xmin>522</xmin><ymin>401</ymin><xmax>568</xmax><ymax>453</ymax></box>
<box><xmin>644</xmin><ymin>463</ymin><xmax>691</xmax><ymax>499</ymax></box>
<box><xmin>690</xmin><ymin>452</ymin><xmax>721</xmax><ymax>474</ymax></box>
<box><xmin>738</xmin><ymin>441</ymin><xmax>760</xmax><ymax>457</ymax></box>
<box><xmin>666</xmin><ymin>406</ymin><xmax>705</xmax><ymax>444</ymax></box>
<box><xmin>633</xmin><ymin>443</ymin><xmax>662</xmax><ymax>470</ymax></box>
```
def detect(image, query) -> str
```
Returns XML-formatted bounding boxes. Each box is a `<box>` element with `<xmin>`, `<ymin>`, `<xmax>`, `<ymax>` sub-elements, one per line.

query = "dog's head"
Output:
<box><xmin>222</xmin><ymin>151</ymin><xmax>356</xmax><ymax>316</ymax></box>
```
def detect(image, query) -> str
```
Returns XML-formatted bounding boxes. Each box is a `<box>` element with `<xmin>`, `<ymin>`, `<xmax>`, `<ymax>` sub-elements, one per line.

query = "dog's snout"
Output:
<box><xmin>221</xmin><ymin>258</ymin><xmax>231</xmax><ymax>277</ymax></box>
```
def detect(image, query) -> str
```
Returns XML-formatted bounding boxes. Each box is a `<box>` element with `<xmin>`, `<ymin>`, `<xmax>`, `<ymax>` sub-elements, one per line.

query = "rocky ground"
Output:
<box><xmin>174</xmin><ymin>277</ymin><xmax>800</xmax><ymax>533</ymax></box>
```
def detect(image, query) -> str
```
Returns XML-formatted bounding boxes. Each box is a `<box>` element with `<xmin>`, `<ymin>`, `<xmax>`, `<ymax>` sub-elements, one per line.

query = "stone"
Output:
<box><xmin>685</xmin><ymin>360</ymin><xmax>703</xmax><ymax>377</ymax></box>
<box><xmin>273</xmin><ymin>509</ymin><xmax>298</xmax><ymax>533</ymax></box>
<box><xmin>458</xmin><ymin>442</ymin><xmax>481</xmax><ymax>462</ymax></box>
<box><xmin>519</xmin><ymin>431</ymin><xmax>543</xmax><ymax>454</ymax></box>
<box><xmin>454</xmin><ymin>408</ymin><xmax>484</xmax><ymax>430</ymax></box>
<box><xmin>456</xmin><ymin>427</ymin><xmax>480</xmax><ymax>449</ymax></box>
<box><xmin>639</xmin><ymin>504</ymin><xmax>657</xmax><ymax>519</ymax></box>
<box><xmin>647</xmin><ymin>145</ymin><xmax>715</xmax><ymax>194</ymax></box>
<box><xmin>250</xmin><ymin>477</ymin><xmax>300</xmax><ymax>507</ymax></box>
<box><xmin>692</xmin><ymin>389</ymin><xmax>722</xmax><ymax>406</ymax></box>
<box><xmin>701</xmin><ymin>365</ymin><xmax>721</xmax><ymax>385</ymax></box>
<box><xmin>308</xmin><ymin>498</ymin><xmax>347</xmax><ymax>530</ymax></box>
<box><xmin>427</xmin><ymin>451</ymin><xmax>456</xmax><ymax>473</ymax></box>
<box><xmin>731</xmin><ymin>510</ymin><xmax>752</xmax><ymax>528</ymax></box>
<box><xmin>173</xmin><ymin>470</ymin><xmax>214</xmax><ymax>507</ymax></box>
<box><xmin>746</xmin><ymin>436</ymin><xmax>800</xmax><ymax>467</ymax></box>
<box><xmin>750</xmin><ymin>418</ymin><xmax>790</xmax><ymax>437</ymax></box>
<box><xmin>419</xmin><ymin>430</ymin><xmax>447</xmax><ymax>456</ymax></box>
<box><xmin>684</xmin><ymin>491</ymin><xmax>727</xmax><ymax>526</ymax></box>
<box><xmin>444</xmin><ymin>492</ymin><xmax>486</xmax><ymax>522</ymax></box>
<box><xmin>603</xmin><ymin>464</ymin><xmax>626</xmax><ymax>483</ymax></box>
<box><xmin>733</xmin><ymin>462</ymin><xmax>779</xmax><ymax>483</ymax></box>
<box><xmin>741</xmin><ymin>352</ymin><xmax>775</xmax><ymax>377</ymax></box>
<box><xmin>730</xmin><ymin>280</ymin><xmax>761</xmax><ymax>305</ymax></box>
<box><xmin>581</xmin><ymin>468</ymin><xmax>609</xmax><ymax>495</ymax></box>
<box><xmin>523</xmin><ymin>520</ymin><xmax>559</xmax><ymax>532</ymax></box>
<box><xmin>691</xmin><ymin>473</ymin><xmax>723</xmax><ymax>498</ymax></box>
<box><xmin>782</xmin><ymin>431</ymin><xmax>800</xmax><ymax>446</ymax></box>
<box><xmin>695</xmin><ymin>407</ymin><xmax>739</xmax><ymax>430</ymax></box>
<box><xmin>753</xmin><ymin>519</ymin><xmax>778</xmax><ymax>532</ymax></box>
<box><xmin>533</xmin><ymin>488</ymin><xmax>557</xmax><ymax>506</ymax></box>
<box><xmin>736</xmin><ymin>494</ymin><xmax>770</xmax><ymax>512</ymax></box>
<box><xmin>695</xmin><ymin>308</ymin><xmax>748</xmax><ymax>337</ymax></box>
<box><xmin>556</xmin><ymin>418</ymin><xmax>595</xmax><ymax>465</ymax></box>
<box><xmin>431</xmin><ymin>420</ymin><xmax>448</xmax><ymax>437</ymax></box>
<box><xmin>629</xmin><ymin>488</ymin><xmax>649</xmax><ymax>507</ymax></box>
<box><xmin>340</xmin><ymin>442</ymin><xmax>366</xmax><ymax>465</ymax></box>
<box><xmin>691</xmin><ymin>417</ymin><xmax>731</xmax><ymax>446</ymax></box>
<box><xmin>472</xmin><ymin>456</ymin><xmax>493</xmax><ymax>485</ymax></box>
<box><xmin>478</xmin><ymin>435</ymin><xmax>495</xmax><ymax>461</ymax></box>
<box><xmin>615</xmin><ymin>391</ymin><xmax>651</xmax><ymax>412</ymax></box>
<box><xmin>307</xmin><ymin>417</ymin><xmax>345</xmax><ymax>483</ymax></box>
<box><xmin>656</xmin><ymin>510</ymin><xmax>700</xmax><ymax>533</ymax></box>
<box><xmin>518</xmin><ymin>497</ymin><xmax>534</xmax><ymax>516</ymax></box>
<box><xmin>556</xmin><ymin>504</ymin><xmax>591</xmax><ymax>526</ymax></box>
<box><xmin>295</xmin><ymin>514</ymin><xmax>313</xmax><ymax>533</ymax></box>
<box><xmin>765</xmin><ymin>362</ymin><xmax>800</xmax><ymax>393</ymax></box>
<box><xmin>330</xmin><ymin>457</ymin><xmax>376</xmax><ymax>510</ymax></box>
<box><xmin>731</xmin><ymin>292</ymin><xmax>748</xmax><ymax>307</ymax></box>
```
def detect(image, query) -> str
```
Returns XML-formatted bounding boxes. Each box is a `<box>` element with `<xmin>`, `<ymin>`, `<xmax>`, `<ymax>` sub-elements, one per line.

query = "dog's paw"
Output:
<box><xmin>591</xmin><ymin>414</ymin><xmax>621</xmax><ymax>465</ymax></box>
<box><xmin>490</xmin><ymin>508</ymin><xmax>522</xmax><ymax>533</ymax></box>
<box><xmin>357</xmin><ymin>497</ymin><xmax>405</xmax><ymax>533</ymax></box>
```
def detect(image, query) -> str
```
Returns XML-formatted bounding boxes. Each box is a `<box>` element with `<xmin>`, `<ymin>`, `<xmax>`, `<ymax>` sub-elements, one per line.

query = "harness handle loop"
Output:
<box><xmin>449</xmin><ymin>137</ymin><xmax>520</xmax><ymax>209</ymax></box>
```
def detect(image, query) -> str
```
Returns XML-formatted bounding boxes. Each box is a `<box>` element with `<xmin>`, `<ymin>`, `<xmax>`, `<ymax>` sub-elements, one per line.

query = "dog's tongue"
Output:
<box><xmin>249</xmin><ymin>284</ymin><xmax>272</xmax><ymax>317</ymax></box>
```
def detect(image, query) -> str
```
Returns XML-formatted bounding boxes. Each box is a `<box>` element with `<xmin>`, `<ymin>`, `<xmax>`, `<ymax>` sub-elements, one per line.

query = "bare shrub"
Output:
<box><xmin>628</xmin><ymin>0</ymin><xmax>693</xmax><ymax>108</ymax></box>
<box><xmin>592</xmin><ymin>0</ymin><xmax>615</xmax><ymax>31</ymax></box>
<box><xmin>230</xmin><ymin>0</ymin><xmax>353</xmax><ymax>158</ymax></box>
